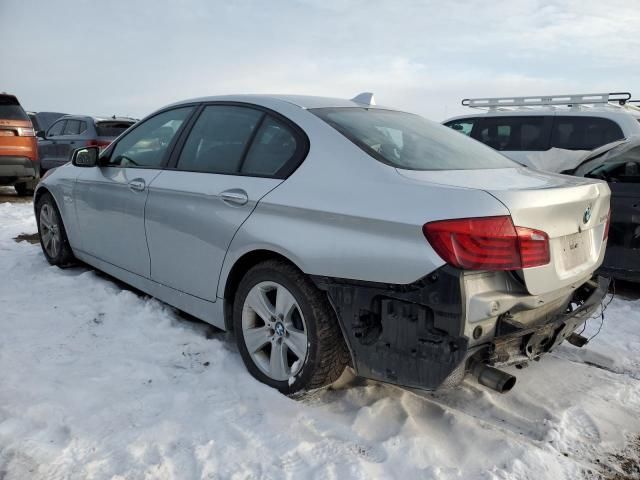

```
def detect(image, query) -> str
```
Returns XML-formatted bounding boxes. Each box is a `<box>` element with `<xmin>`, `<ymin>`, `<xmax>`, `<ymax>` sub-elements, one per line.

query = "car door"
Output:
<box><xmin>73</xmin><ymin>106</ymin><xmax>195</xmax><ymax>278</ymax></box>
<box><xmin>39</xmin><ymin>119</ymin><xmax>65</xmax><ymax>171</ymax></box>
<box><xmin>145</xmin><ymin>104</ymin><xmax>306</xmax><ymax>301</ymax></box>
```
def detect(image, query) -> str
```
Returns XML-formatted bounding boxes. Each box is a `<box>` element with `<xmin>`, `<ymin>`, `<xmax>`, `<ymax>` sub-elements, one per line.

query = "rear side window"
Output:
<box><xmin>241</xmin><ymin>117</ymin><xmax>297</xmax><ymax>176</ymax></box>
<box><xmin>475</xmin><ymin>116</ymin><xmax>550</xmax><ymax>151</ymax></box>
<box><xmin>177</xmin><ymin>105</ymin><xmax>263</xmax><ymax>174</ymax></box>
<box><xmin>444</xmin><ymin>118</ymin><xmax>475</xmax><ymax>136</ymax></box>
<box><xmin>96</xmin><ymin>121</ymin><xmax>134</xmax><ymax>137</ymax></box>
<box><xmin>312</xmin><ymin>107</ymin><xmax>516</xmax><ymax>170</ymax></box>
<box><xmin>551</xmin><ymin>116</ymin><xmax>624</xmax><ymax>150</ymax></box>
<box><xmin>0</xmin><ymin>95</ymin><xmax>29</xmax><ymax>121</ymax></box>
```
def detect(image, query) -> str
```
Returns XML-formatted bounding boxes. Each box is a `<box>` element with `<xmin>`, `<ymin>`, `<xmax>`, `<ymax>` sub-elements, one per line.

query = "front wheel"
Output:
<box><xmin>35</xmin><ymin>192</ymin><xmax>76</xmax><ymax>267</ymax></box>
<box><xmin>233</xmin><ymin>260</ymin><xmax>348</xmax><ymax>395</ymax></box>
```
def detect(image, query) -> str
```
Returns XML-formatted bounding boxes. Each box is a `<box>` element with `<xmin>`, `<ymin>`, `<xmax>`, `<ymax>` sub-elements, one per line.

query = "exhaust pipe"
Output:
<box><xmin>470</xmin><ymin>360</ymin><xmax>517</xmax><ymax>393</ymax></box>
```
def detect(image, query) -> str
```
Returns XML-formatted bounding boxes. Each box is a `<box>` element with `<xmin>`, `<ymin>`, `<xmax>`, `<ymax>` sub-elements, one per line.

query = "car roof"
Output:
<box><xmin>166</xmin><ymin>94</ymin><xmax>388</xmax><ymax>110</ymax></box>
<box><xmin>58</xmin><ymin>114</ymin><xmax>137</xmax><ymax>123</ymax></box>
<box><xmin>445</xmin><ymin>105</ymin><xmax>640</xmax><ymax>122</ymax></box>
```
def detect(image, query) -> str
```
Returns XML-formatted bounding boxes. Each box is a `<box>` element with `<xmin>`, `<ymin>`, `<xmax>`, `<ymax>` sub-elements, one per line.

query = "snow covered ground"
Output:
<box><xmin>0</xmin><ymin>195</ymin><xmax>639</xmax><ymax>480</ymax></box>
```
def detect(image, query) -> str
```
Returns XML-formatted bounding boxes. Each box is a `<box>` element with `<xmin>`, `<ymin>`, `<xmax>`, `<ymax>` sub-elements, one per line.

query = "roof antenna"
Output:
<box><xmin>351</xmin><ymin>92</ymin><xmax>376</xmax><ymax>106</ymax></box>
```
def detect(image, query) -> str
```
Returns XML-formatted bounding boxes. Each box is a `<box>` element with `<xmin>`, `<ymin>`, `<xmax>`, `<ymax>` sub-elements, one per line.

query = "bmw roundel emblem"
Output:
<box><xmin>583</xmin><ymin>205</ymin><xmax>592</xmax><ymax>224</ymax></box>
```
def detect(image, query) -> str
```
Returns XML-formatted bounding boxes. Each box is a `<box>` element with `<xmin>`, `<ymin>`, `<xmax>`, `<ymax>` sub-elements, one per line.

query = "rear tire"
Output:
<box><xmin>233</xmin><ymin>260</ymin><xmax>348</xmax><ymax>395</ymax></box>
<box><xmin>35</xmin><ymin>192</ymin><xmax>76</xmax><ymax>267</ymax></box>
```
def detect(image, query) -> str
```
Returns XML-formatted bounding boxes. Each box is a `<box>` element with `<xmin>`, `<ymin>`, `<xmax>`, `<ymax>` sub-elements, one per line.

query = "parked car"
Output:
<box><xmin>0</xmin><ymin>93</ymin><xmax>39</xmax><ymax>195</ymax></box>
<box><xmin>35</xmin><ymin>93</ymin><xmax>611</xmax><ymax>395</ymax></box>
<box><xmin>38</xmin><ymin>115</ymin><xmax>136</xmax><ymax>172</ymax></box>
<box><xmin>443</xmin><ymin>92</ymin><xmax>640</xmax><ymax>172</ymax></box>
<box><xmin>570</xmin><ymin>136</ymin><xmax>640</xmax><ymax>282</ymax></box>
<box><xmin>27</xmin><ymin>111</ymin><xmax>67</xmax><ymax>135</ymax></box>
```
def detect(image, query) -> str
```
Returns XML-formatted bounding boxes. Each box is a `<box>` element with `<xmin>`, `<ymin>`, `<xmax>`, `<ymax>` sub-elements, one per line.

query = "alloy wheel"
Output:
<box><xmin>241</xmin><ymin>281</ymin><xmax>308</xmax><ymax>381</ymax></box>
<box><xmin>39</xmin><ymin>203</ymin><xmax>61</xmax><ymax>258</ymax></box>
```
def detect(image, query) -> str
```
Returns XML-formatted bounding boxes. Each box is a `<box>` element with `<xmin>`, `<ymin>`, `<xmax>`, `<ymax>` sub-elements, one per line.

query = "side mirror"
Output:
<box><xmin>451</xmin><ymin>124</ymin><xmax>464</xmax><ymax>131</ymax></box>
<box><xmin>72</xmin><ymin>146</ymin><xmax>99</xmax><ymax>167</ymax></box>
<box><xmin>36</xmin><ymin>130</ymin><xmax>46</xmax><ymax>139</ymax></box>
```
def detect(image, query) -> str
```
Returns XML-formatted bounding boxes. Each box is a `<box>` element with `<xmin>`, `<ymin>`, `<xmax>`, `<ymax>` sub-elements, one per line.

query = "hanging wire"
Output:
<box><xmin>587</xmin><ymin>279</ymin><xmax>615</xmax><ymax>342</ymax></box>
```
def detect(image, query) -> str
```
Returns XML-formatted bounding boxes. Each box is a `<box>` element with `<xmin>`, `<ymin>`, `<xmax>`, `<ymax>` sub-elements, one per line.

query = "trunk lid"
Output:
<box><xmin>397</xmin><ymin>167</ymin><xmax>611</xmax><ymax>295</ymax></box>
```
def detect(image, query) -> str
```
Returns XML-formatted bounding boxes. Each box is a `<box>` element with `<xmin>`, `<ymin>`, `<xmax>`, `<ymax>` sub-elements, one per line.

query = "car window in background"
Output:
<box><xmin>96</xmin><ymin>121</ymin><xmax>134</xmax><ymax>137</ymax></box>
<box><xmin>587</xmin><ymin>146</ymin><xmax>640</xmax><ymax>183</ymax></box>
<box><xmin>312</xmin><ymin>107</ymin><xmax>516</xmax><ymax>170</ymax></box>
<box><xmin>551</xmin><ymin>116</ymin><xmax>624</xmax><ymax>150</ymax></box>
<box><xmin>36</xmin><ymin>112</ymin><xmax>67</xmax><ymax>132</ymax></box>
<box><xmin>0</xmin><ymin>95</ymin><xmax>29</xmax><ymax>121</ymax></box>
<box><xmin>47</xmin><ymin>120</ymin><xmax>65</xmax><ymax>137</ymax></box>
<box><xmin>62</xmin><ymin>119</ymin><xmax>82</xmax><ymax>135</ymax></box>
<box><xmin>108</xmin><ymin>107</ymin><xmax>193</xmax><ymax>168</ymax></box>
<box><xmin>444</xmin><ymin>118</ymin><xmax>475</xmax><ymax>136</ymax></box>
<box><xmin>177</xmin><ymin>105</ymin><xmax>263</xmax><ymax>174</ymax></box>
<box><xmin>476</xmin><ymin>116</ymin><xmax>550</xmax><ymax>151</ymax></box>
<box><xmin>241</xmin><ymin>116</ymin><xmax>297</xmax><ymax>176</ymax></box>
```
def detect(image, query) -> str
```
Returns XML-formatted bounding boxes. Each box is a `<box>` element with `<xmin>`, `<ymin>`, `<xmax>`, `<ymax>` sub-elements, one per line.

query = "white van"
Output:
<box><xmin>444</xmin><ymin>92</ymin><xmax>640</xmax><ymax>172</ymax></box>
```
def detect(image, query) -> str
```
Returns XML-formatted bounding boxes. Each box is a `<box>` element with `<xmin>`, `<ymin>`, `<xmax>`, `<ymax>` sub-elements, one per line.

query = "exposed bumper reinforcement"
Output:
<box><xmin>313</xmin><ymin>269</ymin><xmax>610</xmax><ymax>392</ymax></box>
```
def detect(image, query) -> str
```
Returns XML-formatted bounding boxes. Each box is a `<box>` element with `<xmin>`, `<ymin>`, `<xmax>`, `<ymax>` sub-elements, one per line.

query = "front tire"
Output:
<box><xmin>35</xmin><ymin>192</ymin><xmax>76</xmax><ymax>267</ymax></box>
<box><xmin>233</xmin><ymin>260</ymin><xmax>348</xmax><ymax>395</ymax></box>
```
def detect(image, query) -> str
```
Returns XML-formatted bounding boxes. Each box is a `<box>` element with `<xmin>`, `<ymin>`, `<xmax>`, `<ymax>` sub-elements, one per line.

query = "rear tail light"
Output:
<box><xmin>603</xmin><ymin>210</ymin><xmax>611</xmax><ymax>241</ymax></box>
<box><xmin>16</xmin><ymin>127</ymin><xmax>35</xmax><ymax>136</ymax></box>
<box><xmin>423</xmin><ymin>216</ymin><xmax>550</xmax><ymax>271</ymax></box>
<box><xmin>87</xmin><ymin>139</ymin><xmax>112</xmax><ymax>151</ymax></box>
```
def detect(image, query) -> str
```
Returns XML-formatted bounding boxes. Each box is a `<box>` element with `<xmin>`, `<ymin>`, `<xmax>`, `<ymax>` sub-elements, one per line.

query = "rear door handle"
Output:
<box><xmin>129</xmin><ymin>179</ymin><xmax>146</xmax><ymax>192</ymax></box>
<box><xmin>220</xmin><ymin>188</ymin><xmax>248</xmax><ymax>206</ymax></box>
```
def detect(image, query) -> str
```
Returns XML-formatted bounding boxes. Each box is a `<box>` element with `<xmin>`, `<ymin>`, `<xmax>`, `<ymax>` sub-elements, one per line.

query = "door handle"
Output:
<box><xmin>128</xmin><ymin>179</ymin><xmax>146</xmax><ymax>192</ymax></box>
<box><xmin>220</xmin><ymin>189</ymin><xmax>248</xmax><ymax>206</ymax></box>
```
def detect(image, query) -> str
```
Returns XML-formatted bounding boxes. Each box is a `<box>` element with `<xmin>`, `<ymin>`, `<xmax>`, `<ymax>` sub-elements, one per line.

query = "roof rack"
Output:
<box><xmin>462</xmin><ymin>92</ymin><xmax>632</xmax><ymax>109</ymax></box>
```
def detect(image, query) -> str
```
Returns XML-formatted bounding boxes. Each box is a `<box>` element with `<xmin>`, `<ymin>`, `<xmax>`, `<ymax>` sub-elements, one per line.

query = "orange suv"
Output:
<box><xmin>0</xmin><ymin>93</ymin><xmax>39</xmax><ymax>196</ymax></box>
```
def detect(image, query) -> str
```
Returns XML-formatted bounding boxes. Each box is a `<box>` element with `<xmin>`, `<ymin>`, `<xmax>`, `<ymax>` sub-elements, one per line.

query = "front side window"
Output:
<box><xmin>47</xmin><ymin>120</ymin><xmax>65</xmax><ymax>137</ymax></box>
<box><xmin>312</xmin><ymin>107</ymin><xmax>516</xmax><ymax>170</ymax></box>
<box><xmin>444</xmin><ymin>118</ymin><xmax>475</xmax><ymax>136</ymax></box>
<box><xmin>177</xmin><ymin>105</ymin><xmax>263</xmax><ymax>174</ymax></box>
<box><xmin>108</xmin><ymin>107</ymin><xmax>193</xmax><ymax>168</ymax></box>
<box><xmin>476</xmin><ymin>116</ymin><xmax>549</xmax><ymax>151</ymax></box>
<box><xmin>551</xmin><ymin>116</ymin><xmax>624</xmax><ymax>150</ymax></box>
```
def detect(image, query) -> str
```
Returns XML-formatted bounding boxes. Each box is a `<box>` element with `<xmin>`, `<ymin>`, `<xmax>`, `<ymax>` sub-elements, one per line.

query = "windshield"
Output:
<box><xmin>312</xmin><ymin>107</ymin><xmax>517</xmax><ymax>170</ymax></box>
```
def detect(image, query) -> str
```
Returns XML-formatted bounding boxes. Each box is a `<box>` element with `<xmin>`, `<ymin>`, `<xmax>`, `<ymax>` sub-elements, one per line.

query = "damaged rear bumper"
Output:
<box><xmin>312</xmin><ymin>269</ymin><xmax>610</xmax><ymax>392</ymax></box>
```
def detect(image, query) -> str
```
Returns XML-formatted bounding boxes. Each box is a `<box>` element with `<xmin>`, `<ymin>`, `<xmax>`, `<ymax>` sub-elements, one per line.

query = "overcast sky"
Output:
<box><xmin>1</xmin><ymin>0</ymin><xmax>639</xmax><ymax>121</ymax></box>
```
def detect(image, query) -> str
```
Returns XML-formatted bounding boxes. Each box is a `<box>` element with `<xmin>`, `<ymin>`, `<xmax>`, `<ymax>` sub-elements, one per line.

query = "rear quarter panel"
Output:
<box><xmin>218</xmin><ymin>104</ymin><xmax>510</xmax><ymax>294</ymax></box>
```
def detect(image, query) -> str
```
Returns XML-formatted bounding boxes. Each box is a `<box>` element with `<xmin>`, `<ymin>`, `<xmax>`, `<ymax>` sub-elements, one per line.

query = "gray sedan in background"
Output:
<box><xmin>34</xmin><ymin>94</ymin><xmax>611</xmax><ymax>395</ymax></box>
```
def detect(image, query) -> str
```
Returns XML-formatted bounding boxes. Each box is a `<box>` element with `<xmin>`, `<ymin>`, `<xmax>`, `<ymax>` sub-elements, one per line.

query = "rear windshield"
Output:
<box><xmin>96</xmin><ymin>121</ymin><xmax>134</xmax><ymax>137</ymax></box>
<box><xmin>0</xmin><ymin>96</ymin><xmax>29</xmax><ymax>121</ymax></box>
<box><xmin>311</xmin><ymin>108</ymin><xmax>516</xmax><ymax>170</ymax></box>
